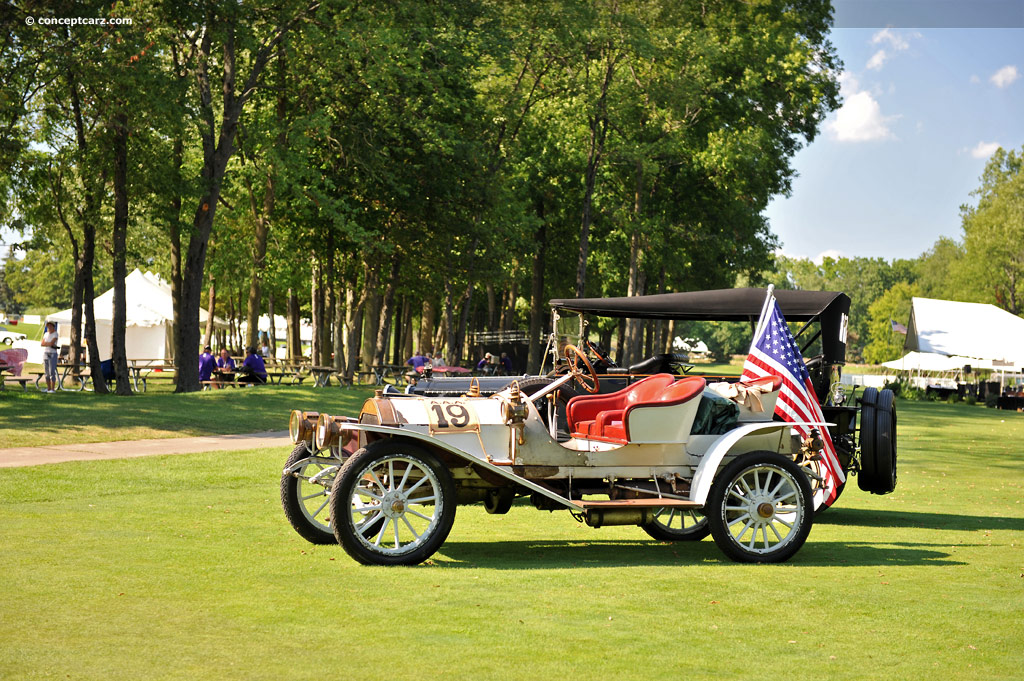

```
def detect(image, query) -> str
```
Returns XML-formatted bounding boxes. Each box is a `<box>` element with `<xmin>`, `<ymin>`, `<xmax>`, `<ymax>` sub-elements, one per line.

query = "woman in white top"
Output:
<box><xmin>41</xmin><ymin>321</ymin><xmax>59</xmax><ymax>393</ymax></box>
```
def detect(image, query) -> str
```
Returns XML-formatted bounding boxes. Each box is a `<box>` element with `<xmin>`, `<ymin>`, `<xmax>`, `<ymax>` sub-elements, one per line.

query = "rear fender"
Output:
<box><xmin>689</xmin><ymin>421</ymin><xmax>830</xmax><ymax>506</ymax></box>
<box><xmin>340</xmin><ymin>423</ymin><xmax>578</xmax><ymax>510</ymax></box>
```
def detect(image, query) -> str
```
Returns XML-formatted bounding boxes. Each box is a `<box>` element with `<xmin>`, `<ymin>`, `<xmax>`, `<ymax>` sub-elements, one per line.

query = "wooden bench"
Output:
<box><xmin>2</xmin><ymin>374</ymin><xmax>33</xmax><ymax>391</ymax></box>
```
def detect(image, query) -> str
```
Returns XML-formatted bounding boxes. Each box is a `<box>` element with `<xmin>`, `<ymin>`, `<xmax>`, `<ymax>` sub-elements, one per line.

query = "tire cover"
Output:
<box><xmin>858</xmin><ymin>388</ymin><xmax>878</xmax><ymax>492</ymax></box>
<box><xmin>871</xmin><ymin>389</ymin><xmax>897</xmax><ymax>494</ymax></box>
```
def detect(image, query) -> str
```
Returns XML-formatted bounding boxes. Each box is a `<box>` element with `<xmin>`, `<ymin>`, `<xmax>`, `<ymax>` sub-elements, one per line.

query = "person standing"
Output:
<box><xmin>198</xmin><ymin>345</ymin><xmax>216</xmax><ymax>383</ymax></box>
<box><xmin>41</xmin><ymin>321</ymin><xmax>59</xmax><ymax>393</ymax></box>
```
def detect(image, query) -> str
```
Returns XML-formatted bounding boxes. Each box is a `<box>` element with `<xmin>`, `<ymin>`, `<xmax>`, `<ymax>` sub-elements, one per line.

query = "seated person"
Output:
<box><xmin>238</xmin><ymin>347</ymin><xmax>268</xmax><ymax>384</ymax></box>
<box><xmin>215</xmin><ymin>348</ymin><xmax>236</xmax><ymax>387</ymax></box>
<box><xmin>500</xmin><ymin>352</ymin><xmax>513</xmax><ymax>374</ymax></box>
<box><xmin>198</xmin><ymin>345</ymin><xmax>215</xmax><ymax>383</ymax></box>
<box><xmin>476</xmin><ymin>352</ymin><xmax>495</xmax><ymax>375</ymax></box>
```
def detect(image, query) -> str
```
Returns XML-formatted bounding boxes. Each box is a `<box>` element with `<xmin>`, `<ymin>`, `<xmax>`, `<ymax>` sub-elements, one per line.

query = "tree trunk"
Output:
<box><xmin>267</xmin><ymin>290</ymin><xmax>277</xmax><ymax>362</ymax></box>
<box><xmin>419</xmin><ymin>299</ymin><xmax>435</xmax><ymax>354</ymax></box>
<box><xmin>441</xmin><ymin>281</ymin><xmax>455</xmax><ymax>362</ymax></box>
<box><xmin>400</xmin><ymin>299</ymin><xmax>414</xmax><ymax>363</ymax></box>
<box><xmin>286</xmin><ymin>287</ymin><xmax>300</xmax><ymax>361</ymax></box>
<box><xmin>244</xmin><ymin>176</ymin><xmax>270</xmax><ymax>350</ymax></box>
<box><xmin>110</xmin><ymin>111</ymin><xmax>132</xmax><ymax>395</ymax></box>
<box><xmin>169</xmin><ymin>137</ymin><xmax>184</xmax><ymax>369</ymax></box>
<box><xmin>486</xmin><ymin>283</ymin><xmax>497</xmax><ymax>331</ymax></box>
<box><xmin>614</xmin><ymin>317</ymin><xmax>626</xmax><ymax>365</ymax></box>
<box><xmin>310</xmin><ymin>256</ymin><xmax>322</xmax><ymax>365</ymax></box>
<box><xmin>175</xmin><ymin>8</ymin><xmax>303</xmax><ymax>391</ymax></box>
<box><xmin>455</xmin><ymin>283</ymin><xmax>474</xmax><ymax>365</ymax></box>
<box><xmin>68</xmin><ymin>58</ymin><xmax>106</xmax><ymax>392</ymax></box>
<box><xmin>69</xmin><ymin>248</ymin><xmax>84</xmax><ymax>370</ymax></box>
<box><xmin>374</xmin><ymin>258</ymin><xmax>400</xmax><ymax>367</ymax></box>
<box><xmin>332</xmin><ymin>282</ymin><xmax>345</xmax><ymax>372</ymax></box>
<box><xmin>203</xmin><ymin>275</ymin><xmax>216</xmax><ymax>349</ymax></box>
<box><xmin>324</xmin><ymin>256</ymin><xmax>335</xmax><ymax>366</ymax></box>
<box><xmin>527</xmin><ymin>211</ymin><xmax>547</xmax><ymax>373</ymax></box>
<box><xmin>344</xmin><ymin>284</ymin><xmax>364</xmax><ymax>382</ymax></box>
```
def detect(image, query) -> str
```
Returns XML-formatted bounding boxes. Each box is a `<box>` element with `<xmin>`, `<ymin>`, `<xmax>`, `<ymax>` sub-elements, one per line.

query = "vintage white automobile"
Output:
<box><xmin>281</xmin><ymin>344</ymin><xmax>834</xmax><ymax>566</ymax></box>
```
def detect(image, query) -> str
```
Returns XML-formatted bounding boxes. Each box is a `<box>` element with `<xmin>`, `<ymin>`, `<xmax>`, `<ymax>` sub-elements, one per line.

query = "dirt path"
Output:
<box><xmin>0</xmin><ymin>431</ymin><xmax>292</xmax><ymax>468</ymax></box>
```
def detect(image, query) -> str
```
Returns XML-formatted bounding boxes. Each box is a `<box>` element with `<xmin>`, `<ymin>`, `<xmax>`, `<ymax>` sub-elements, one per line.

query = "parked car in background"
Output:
<box><xmin>0</xmin><ymin>326</ymin><xmax>27</xmax><ymax>345</ymax></box>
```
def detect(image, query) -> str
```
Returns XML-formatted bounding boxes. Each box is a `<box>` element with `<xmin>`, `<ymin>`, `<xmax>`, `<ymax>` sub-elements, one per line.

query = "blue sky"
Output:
<box><xmin>766</xmin><ymin>26</ymin><xmax>1024</xmax><ymax>262</ymax></box>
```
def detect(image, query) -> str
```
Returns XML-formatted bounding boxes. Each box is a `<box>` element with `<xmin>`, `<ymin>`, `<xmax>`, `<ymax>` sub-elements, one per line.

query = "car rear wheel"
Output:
<box><xmin>280</xmin><ymin>443</ymin><xmax>340</xmax><ymax>544</ymax></box>
<box><xmin>707</xmin><ymin>451</ymin><xmax>814</xmax><ymax>563</ymax></box>
<box><xmin>330</xmin><ymin>440</ymin><xmax>456</xmax><ymax>566</ymax></box>
<box><xmin>641</xmin><ymin>508</ymin><xmax>710</xmax><ymax>541</ymax></box>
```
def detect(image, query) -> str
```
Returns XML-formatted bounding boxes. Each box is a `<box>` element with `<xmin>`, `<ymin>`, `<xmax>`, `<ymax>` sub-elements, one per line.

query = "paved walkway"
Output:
<box><xmin>0</xmin><ymin>430</ymin><xmax>292</xmax><ymax>468</ymax></box>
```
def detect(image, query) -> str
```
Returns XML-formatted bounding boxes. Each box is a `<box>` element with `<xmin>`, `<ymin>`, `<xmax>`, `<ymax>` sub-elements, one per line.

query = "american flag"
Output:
<box><xmin>741</xmin><ymin>291</ymin><xmax>845</xmax><ymax>506</ymax></box>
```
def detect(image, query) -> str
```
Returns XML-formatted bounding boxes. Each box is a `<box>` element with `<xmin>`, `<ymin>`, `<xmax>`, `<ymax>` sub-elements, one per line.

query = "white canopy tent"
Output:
<box><xmin>47</xmin><ymin>269</ymin><xmax>227</xmax><ymax>362</ymax></box>
<box><xmin>881</xmin><ymin>351</ymin><xmax>994</xmax><ymax>373</ymax></box>
<box><xmin>905</xmin><ymin>297</ymin><xmax>1024</xmax><ymax>366</ymax></box>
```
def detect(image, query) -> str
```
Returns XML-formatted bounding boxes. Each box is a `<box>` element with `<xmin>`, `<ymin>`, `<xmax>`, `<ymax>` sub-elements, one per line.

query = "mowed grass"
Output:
<box><xmin>1</xmin><ymin>400</ymin><xmax>1022</xmax><ymax>680</ymax></box>
<box><xmin>0</xmin><ymin>385</ymin><xmax>375</xmax><ymax>447</ymax></box>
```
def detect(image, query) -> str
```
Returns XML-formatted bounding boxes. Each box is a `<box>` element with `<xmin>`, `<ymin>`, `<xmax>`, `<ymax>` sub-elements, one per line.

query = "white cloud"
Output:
<box><xmin>826</xmin><ymin>76</ymin><xmax>898</xmax><ymax>142</ymax></box>
<box><xmin>866</xmin><ymin>29</ymin><xmax>919</xmax><ymax>71</ymax></box>
<box><xmin>867</xmin><ymin>49</ymin><xmax>888</xmax><ymax>70</ymax></box>
<box><xmin>971</xmin><ymin>141</ymin><xmax>1001</xmax><ymax>159</ymax></box>
<box><xmin>872</xmin><ymin>28</ymin><xmax>913</xmax><ymax>51</ymax></box>
<box><xmin>990</xmin><ymin>65</ymin><xmax>1019</xmax><ymax>88</ymax></box>
<box><xmin>813</xmin><ymin>249</ymin><xmax>843</xmax><ymax>265</ymax></box>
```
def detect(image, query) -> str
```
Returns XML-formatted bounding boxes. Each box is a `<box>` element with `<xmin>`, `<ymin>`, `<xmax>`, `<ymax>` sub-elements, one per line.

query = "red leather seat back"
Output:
<box><xmin>567</xmin><ymin>373</ymin><xmax>675</xmax><ymax>436</ymax></box>
<box><xmin>652</xmin><ymin>376</ymin><xmax>707</xmax><ymax>405</ymax></box>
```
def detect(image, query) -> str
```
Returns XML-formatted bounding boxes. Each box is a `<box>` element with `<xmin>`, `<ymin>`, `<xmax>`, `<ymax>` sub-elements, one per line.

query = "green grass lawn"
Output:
<box><xmin>0</xmin><ymin>385</ymin><xmax>375</xmax><ymax>447</ymax></box>
<box><xmin>1</xmin><ymin>400</ymin><xmax>1022</xmax><ymax>680</ymax></box>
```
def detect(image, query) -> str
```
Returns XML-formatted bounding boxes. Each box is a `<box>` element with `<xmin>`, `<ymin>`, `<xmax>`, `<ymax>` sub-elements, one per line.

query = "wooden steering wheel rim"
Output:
<box><xmin>563</xmin><ymin>344</ymin><xmax>600</xmax><ymax>393</ymax></box>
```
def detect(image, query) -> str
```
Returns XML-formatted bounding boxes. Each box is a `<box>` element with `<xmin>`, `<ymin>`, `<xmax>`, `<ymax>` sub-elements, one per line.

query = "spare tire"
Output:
<box><xmin>858</xmin><ymin>388</ymin><xmax>898</xmax><ymax>494</ymax></box>
<box><xmin>857</xmin><ymin>388</ymin><xmax>878</xmax><ymax>493</ymax></box>
<box><xmin>871</xmin><ymin>389</ymin><xmax>897</xmax><ymax>494</ymax></box>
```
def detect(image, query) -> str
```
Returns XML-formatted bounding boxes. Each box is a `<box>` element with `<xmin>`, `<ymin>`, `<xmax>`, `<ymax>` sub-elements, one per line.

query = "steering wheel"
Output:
<box><xmin>584</xmin><ymin>339</ymin><xmax>616</xmax><ymax>368</ymax></box>
<box><xmin>563</xmin><ymin>344</ymin><xmax>600</xmax><ymax>393</ymax></box>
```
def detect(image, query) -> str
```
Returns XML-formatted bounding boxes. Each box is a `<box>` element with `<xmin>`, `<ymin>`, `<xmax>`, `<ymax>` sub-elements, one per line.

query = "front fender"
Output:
<box><xmin>339</xmin><ymin>423</ymin><xmax>579</xmax><ymax>511</ymax></box>
<box><xmin>689</xmin><ymin>421</ymin><xmax>831</xmax><ymax>506</ymax></box>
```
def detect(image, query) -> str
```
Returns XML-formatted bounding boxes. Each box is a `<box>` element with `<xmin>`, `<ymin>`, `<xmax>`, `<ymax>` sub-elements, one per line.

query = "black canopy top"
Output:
<box><xmin>549</xmin><ymin>288</ymin><xmax>850</xmax><ymax>322</ymax></box>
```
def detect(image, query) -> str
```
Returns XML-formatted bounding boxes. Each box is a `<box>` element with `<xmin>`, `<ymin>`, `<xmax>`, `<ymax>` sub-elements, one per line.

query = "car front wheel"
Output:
<box><xmin>330</xmin><ymin>440</ymin><xmax>456</xmax><ymax>566</ymax></box>
<box><xmin>707</xmin><ymin>451</ymin><xmax>813</xmax><ymax>563</ymax></box>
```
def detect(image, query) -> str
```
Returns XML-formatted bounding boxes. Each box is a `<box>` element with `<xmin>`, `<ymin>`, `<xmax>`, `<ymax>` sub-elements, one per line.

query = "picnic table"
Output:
<box><xmin>128</xmin><ymin>359</ymin><xmax>177</xmax><ymax>392</ymax></box>
<box><xmin>310</xmin><ymin>365</ymin><xmax>338</xmax><ymax>387</ymax></box>
<box><xmin>369</xmin><ymin>364</ymin><xmax>406</xmax><ymax>385</ymax></box>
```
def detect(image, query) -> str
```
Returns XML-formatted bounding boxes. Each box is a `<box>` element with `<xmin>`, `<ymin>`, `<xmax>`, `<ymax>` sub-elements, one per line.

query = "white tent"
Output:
<box><xmin>905</xmin><ymin>297</ymin><xmax>1024</xmax><ymax>366</ymax></box>
<box><xmin>47</xmin><ymin>269</ymin><xmax>226</xmax><ymax>361</ymax></box>
<box><xmin>240</xmin><ymin>314</ymin><xmax>313</xmax><ymax>342</ymax></box>
<box><xmin>881</xmin><ymin>351</ymin><xmax>990</xmax><ymax>372</ymax></box>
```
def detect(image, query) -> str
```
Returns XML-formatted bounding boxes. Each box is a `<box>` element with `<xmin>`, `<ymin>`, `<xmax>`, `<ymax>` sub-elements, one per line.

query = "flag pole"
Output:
<box><xmin>753</xmin><ymin>284</ymin><xmax>775</xmax><ymax>339</ymax></box>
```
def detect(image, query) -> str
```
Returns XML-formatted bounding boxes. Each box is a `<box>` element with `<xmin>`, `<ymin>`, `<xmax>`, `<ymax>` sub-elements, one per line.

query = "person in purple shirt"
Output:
<box><xmin>500</xmin><ymin>352</ymin><xmax>513</xmax><ymax>374</ymax></box>
<box><xmin>240</xmin><ymin>347</ymin><xmax>267</xmax><ymax>384</ymax></box>
<box><xmin>215</xmin><ymin>348</ymin><xmax>236</xmax><ymax>388</ymax></box>
<box><xmin>198</xmin><ymin>345</ymin><xmax>215</xmax><ymax>382</ymax></box>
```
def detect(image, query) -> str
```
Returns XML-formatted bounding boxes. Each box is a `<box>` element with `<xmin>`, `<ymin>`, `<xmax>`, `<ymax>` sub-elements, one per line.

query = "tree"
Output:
<box><xmin>863</xmin><ymin>281</ymin><xmax>920</xmax><ymax>364</ymax></box>
<box><xmin>960</xmin><ymin>146</ymin><xmax>1024</xmax><ymax>315</ymax></box>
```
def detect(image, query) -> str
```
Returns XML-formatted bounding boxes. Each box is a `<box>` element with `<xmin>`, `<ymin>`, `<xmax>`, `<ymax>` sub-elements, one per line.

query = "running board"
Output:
<box><xmin>569</xmin><ymin>498</ymin><xmax>702</xmax><ymax>509</ymax></box>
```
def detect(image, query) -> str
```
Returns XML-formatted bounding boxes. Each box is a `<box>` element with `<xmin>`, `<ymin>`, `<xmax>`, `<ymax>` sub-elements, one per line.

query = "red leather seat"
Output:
<box><xmin>571</xmin><ymin>376</ymin><xmax>707</xmax><ymax>444</ymax></box>
<box><xmin>568</xmin><ymin>373</ymin><xmax>675</xmax><ymax>443</ymax></box>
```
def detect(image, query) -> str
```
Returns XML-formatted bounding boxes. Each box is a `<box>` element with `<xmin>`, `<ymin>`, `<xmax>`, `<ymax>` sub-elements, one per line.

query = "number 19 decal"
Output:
<box><xmin>427</xmin><ymin>401</ymin><xmax>478</xmax><ymax>433</ymax></box>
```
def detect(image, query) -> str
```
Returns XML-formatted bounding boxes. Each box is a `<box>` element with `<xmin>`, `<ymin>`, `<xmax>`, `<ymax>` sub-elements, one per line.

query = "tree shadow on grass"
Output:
<box><xmin>816</xmin><ymin>507</ymin><xmax>1024</xmax><ymax>532</ymax></box>
<box><xmin>431</xmin><ymin>538</ymin><xmax>964</xmax><ymax>569</ymax></box>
